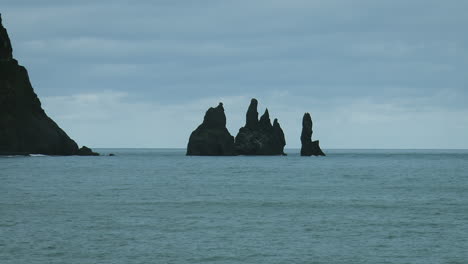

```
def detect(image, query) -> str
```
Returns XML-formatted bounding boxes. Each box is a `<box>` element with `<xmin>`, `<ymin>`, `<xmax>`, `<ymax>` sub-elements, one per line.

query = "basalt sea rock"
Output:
<box><xmin>234</xmin><ymin>99</ymin><xmax>286</xmax><ymax>155</ymax></box>
<box><xmin>301</xmin><ymin>113</ymin><xmax>325</xmax><ymax>156</ymax></box>
<box><xmin>0</xmin><ymin>14</ymin><xmax>98</xmax><ymax>156</ymax></box>
<box><xmin>77</xmin><ymin>146</ymin><xmax>100</xmax><ymax>156</ymax></box>
<box><xmin>187</xmin><ymin>103</ymin><xmax>236</xmax><ymax>156</ymax></box>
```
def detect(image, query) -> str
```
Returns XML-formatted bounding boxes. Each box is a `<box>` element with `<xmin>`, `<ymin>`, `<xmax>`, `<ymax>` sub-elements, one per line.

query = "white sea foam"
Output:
<box><xmin>0</xmin><ymin>155</ymin><xmax>23</xmax><ymax>158</ymax></box>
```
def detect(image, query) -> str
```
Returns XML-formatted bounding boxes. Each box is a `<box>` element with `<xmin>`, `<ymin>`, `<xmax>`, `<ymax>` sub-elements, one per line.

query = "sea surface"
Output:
<box><xmin>1</xmin><ymin>149</ymin><xmax>467</xmax><ymax>264</ymax></box>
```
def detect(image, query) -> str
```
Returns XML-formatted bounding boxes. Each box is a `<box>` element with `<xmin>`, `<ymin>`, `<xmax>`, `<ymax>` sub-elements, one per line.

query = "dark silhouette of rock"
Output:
<box><xmin>234</xmin><ymin>99</ymin><xmax>286</xmax><ymax>155</ymax></box>
<box><xmin>301</xmin><ymin>113</ymin><xmax>325</xmax><ymax>156</ymax></box>
<box><xmin>246</xmin><ymin>98</ymin><xmax>259</xmax><ymax>129</ymax></box>
<box><xmin>77</xmin><ymin>146</ymin><xmax>100</xmax><ymax>156</ymax></box>
<box><xmin>0</xmin><ymin>14</ymin><xmax>98</xmax><ymax>156</ymax></box>
<box><xmin>0</xmin><ymin>15</ymin><xmax>13</xmax><ymax>61</ymax></box>
<box><xmin>187</xmin><ymin>103</ymin><xmax>236</xmax><ymax>156</ymax></box>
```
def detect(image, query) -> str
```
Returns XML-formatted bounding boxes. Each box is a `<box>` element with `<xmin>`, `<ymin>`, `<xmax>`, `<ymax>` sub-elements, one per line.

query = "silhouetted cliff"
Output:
<box><xmin>0</xmin><ymin>14</ymin><xmax>98</xmax><ymax>156</ymax></box>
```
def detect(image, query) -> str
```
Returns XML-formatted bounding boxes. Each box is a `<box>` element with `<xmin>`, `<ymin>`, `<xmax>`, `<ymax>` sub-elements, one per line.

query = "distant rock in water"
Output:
<box><xmin>77</xmin><ymin>146</ymin><xmax>100</xmax><ymax>156</ymax></box>
<box><xmin>301</xmin><ymin>113</ymin><xmax>325</xmax><ymax>156</ymax></box>
<box><xmin>234</xmin><ymin>99</ymin><xmax>286</xmax><ymax>155</ymax></box>
<box><xmin>0</xmin><ymin>14</ymin><xmax>98</xmax><ymax>156</ymax></box>
<box><xmin>187</xmin><ymin>103</ymin><xmax>236</xmax><ymax>156</ymax></box>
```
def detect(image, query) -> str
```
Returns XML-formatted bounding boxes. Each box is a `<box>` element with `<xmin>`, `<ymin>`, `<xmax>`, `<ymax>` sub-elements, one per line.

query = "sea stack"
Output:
<box><xmin>0</xmin><ymin>14</ymin><xmax>98</xmax><ymax>156</ymax></box>
<box><xmin>300</xmin><ymin>113</ymin><xmax>325</xmax><ymax>156</ymax></box>
<box><xmin>187</xmin><ymin>103</ymin><xmax>236</xmax><ymax>156</ymax></box>
<box><xmin>234</xmin><ymin>98</ymin><xmax>286</xmax><ymax>155</ymax></box>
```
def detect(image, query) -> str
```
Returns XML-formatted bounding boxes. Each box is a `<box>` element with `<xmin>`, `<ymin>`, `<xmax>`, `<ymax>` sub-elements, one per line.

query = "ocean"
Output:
<box><xmin>1</xmin><ymin>149</ymin><xmax>467</xmax><ymax>264</ymax></box>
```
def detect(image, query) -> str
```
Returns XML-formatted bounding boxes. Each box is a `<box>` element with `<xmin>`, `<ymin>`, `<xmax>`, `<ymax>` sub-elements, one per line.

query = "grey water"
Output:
<box><xmin>1</xmin><ymin>149</ymin><xmax>467</xmax><ymax>264</ymax></box>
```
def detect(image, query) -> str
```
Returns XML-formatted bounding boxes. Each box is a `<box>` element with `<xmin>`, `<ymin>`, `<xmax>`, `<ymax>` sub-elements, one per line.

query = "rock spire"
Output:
<box><xmin>300</xmin><ymin>113</ymin><xmax>325</xmax><ymax>156</ymax></box>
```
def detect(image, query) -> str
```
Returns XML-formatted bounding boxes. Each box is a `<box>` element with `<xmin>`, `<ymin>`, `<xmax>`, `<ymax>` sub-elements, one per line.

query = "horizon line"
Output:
<box><xmin>90</xmin><ymin>147</ymin><xmax>468</xmax><ymax>150</ymax></box>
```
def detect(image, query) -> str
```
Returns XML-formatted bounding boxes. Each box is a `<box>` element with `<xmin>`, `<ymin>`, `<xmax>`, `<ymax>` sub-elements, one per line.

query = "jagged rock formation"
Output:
<box><xmin>0</xmin><ymin>14</ymin><xmax>98</xmax><ymax>156</ymax></box>
<box><xmin>301</xmin><ymin>113</ymin><xmax>325</xmax><ymax>156</ymax></box>
<box><xmin>234</xmin><ymin>99</ymin><xmax>286</xmax><ymax>155</ymax></box>
<box><xmin>187</xmin><ymin>103</ymin><xmax>236</xmax><ymax>156</ymax></box>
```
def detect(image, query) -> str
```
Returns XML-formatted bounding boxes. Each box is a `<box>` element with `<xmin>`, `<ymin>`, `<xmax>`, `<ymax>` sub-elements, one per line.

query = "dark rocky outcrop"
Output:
<box><xmin>77</xmin><ymin>146</ymin><xmax>100</xmax><ymax>156</ymax></box>
<box><xmin>0</xmin><ymin>15</ymin><xmax>13</xmax><ymax>61</ymax></box>
<box><xmin>187</xmin><ymin>103</ymin><xmax>236</xmax><ymax>156</ymax></box>
<box><xmin>301</xmin><ymin>113</ymin><xmax>325</xmax><ymax>156</ymax></box>
<box><xmin>234</xmin><ymin>99</ymin><xmax>286</xmax><ymax>155</ymax></box>
<box><xmin>0</xmin><ymin>14</ymin><xmax>98</xmax><ymax>156</ymax></box>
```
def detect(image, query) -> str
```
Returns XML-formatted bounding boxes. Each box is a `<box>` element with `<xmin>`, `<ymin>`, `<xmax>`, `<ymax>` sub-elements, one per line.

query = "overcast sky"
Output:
<box><xmin>2</xmin><ymin>0</ymin><xmax>468</xmax><ymax>148</ymax></box>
